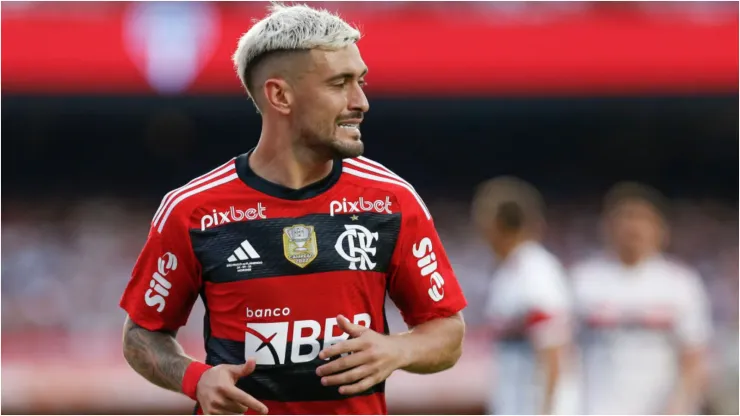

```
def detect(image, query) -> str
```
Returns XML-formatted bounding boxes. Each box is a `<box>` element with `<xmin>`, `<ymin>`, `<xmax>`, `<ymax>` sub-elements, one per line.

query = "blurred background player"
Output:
<box><xmin>571</xmin><ymin>182</ymin><xmax>713</xmax><ymax>415</ymax></box>
<box><xmin>472</xmin><ymin>177</ymin><xmax>579</xmax><ymax>415</ymax></box>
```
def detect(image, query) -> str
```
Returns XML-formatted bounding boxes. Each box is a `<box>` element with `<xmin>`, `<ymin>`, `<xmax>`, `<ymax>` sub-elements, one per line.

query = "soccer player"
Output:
<box><xmin>471</xmin><ymin>177</ymin><xmax>578</xmax><ymax>415</ymax></box>
<box><xmin>571</xmin><ymin>182</ymin><xmax>712</xmax><ymax>414</ymax></box>
<box><xmin>118</xmin><ymin>4</ymin><xmax>467</xmax><ymax>415</ymax></box>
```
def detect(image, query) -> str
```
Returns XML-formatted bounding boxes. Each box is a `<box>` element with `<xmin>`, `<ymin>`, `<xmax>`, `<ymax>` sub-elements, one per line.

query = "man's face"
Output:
<box><xmin>473</xmin><ymin>209</ymin><xmax>508</xmax><ymax>258</ymax></box>
<box><xmin>291</xmin><ymin>44</ymin><xmax>369</xmax><ymax>159</ymax></box>
<box><xmin>606</xmin><ymin>199</ymin><xmax>665</xmax><ymax>258</ymax></box>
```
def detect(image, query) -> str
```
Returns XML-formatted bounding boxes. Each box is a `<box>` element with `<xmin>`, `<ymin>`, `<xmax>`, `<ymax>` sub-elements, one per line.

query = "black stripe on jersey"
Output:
<box><xmin>206</xmin><ymin>336</ymin><xmax>384</xmax><ymax>402</ymax></box>
<box><xmin>191</xmin><ymin>213</ymin><xmax>402</xmax><ymax>284</ymax></box>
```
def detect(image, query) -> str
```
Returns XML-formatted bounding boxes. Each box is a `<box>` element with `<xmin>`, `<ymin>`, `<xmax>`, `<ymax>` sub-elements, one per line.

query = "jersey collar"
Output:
<box><xmin>235</xmin><ymin>149</ymin><xmax>343</xmax><ymax>201</ymax></box>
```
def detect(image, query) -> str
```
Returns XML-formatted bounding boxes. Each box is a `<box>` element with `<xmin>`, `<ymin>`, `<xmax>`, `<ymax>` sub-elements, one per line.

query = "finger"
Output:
<box><xmin>212</xmin><ymin>399</ymin><xmax>248</xmax><ymax>415</ymax></box>
<box><xmin>316</xmin><ymin>350</ymin><xmax>371</xmax><ymax>376</ymax></box>
<box><xmin>223</xmin><ymin>385</ymin><xmax>269</xmax><ymax>415</ymax></box>
<box><xmin>230</xmin><ymin>358</ymin><xmax>257</xmax><ymax>379</ymax></box>
<box><xmin>204</xmin><ymin>400</ymin><xmax>244</xmax><ymax>416</ymax></box>
<box><xmin>336</xmin><ymin>314</ymin><xmax>369</xmax><ymax>338</ymax></box>
<box><xmin>338</xmin><ymin>375</ymin><xmax>378</xmax><ymax>396</ymax></box>
<box><xmin>321</xmin><ymin>364</ymin><xmax>374</xmax><ymax>387</ymax></box>
<box><xmin>318</xmin><ymin>337</ymin><xmax>366</xmax><ymax>360</ymax></box>
<box><xmin>209</xmin><ymin>403</ymin><xmax>244</xmax><ymax>415</ymax></box>
<box><xmin>201</xmin><ymin>404</ymin><xmax>224</xmax><ymax>416</ymax></box>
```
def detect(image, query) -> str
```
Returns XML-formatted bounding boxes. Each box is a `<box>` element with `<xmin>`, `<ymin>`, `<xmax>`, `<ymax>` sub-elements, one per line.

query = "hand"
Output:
<box><xmin>315</xmin><ymin>314</ymin><xmax>408</xmax><ymax>395</ymax></box>
<box><xmin>196</xmin><ymin>358</ymin><xmax>268</xmax><ymax>415</ymax></box>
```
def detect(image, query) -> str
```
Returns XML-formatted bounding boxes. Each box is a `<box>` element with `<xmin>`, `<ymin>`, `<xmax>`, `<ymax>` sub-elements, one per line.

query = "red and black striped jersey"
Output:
<box><xmin>119</xmin><ymin>151</ymin><xmax>467</xmax><ymax>415</ymax></box>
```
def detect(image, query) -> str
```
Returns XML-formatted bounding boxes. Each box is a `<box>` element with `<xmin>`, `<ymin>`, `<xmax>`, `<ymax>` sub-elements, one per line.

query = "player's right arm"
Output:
<box><xmin>119</xmin><ymin>199</ymin><xmax>205</xmax><ymax>393</ymax></box>
<box><xmin>119</xmin><ymin>199</ymin><xmax>267</xmax><ymax>415</ymax></box>
<box><xmin>122</xmin><ymin>316</ymin><xmax>195</xmax><ymax>391</ymax></box>
<box><xmin>122</xmin><ymin>316</ymin><xmax>266</xmax><ymax>415</ymax></box>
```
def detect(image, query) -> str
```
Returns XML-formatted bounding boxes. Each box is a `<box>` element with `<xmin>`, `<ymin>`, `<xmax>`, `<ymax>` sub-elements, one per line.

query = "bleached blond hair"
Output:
<box><xmin>232</xmin><ymin>3</ymin><xmax>361</xmax><ymax>99</ymax></box>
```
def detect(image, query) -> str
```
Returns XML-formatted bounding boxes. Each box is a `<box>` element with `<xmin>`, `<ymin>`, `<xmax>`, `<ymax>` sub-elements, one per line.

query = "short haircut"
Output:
<box><xmin>472</xmin><ymin>176</ymin><xmax>545</xmax><ymax>232</ymax></box>
<box><xmin>232</xmin><ymin>3</ymin><xmax>361</xmax><ymax>101</ymax></box>
<box><xmin>603</xmin><ymin>181</ymin><xmax>669</xmax><ymax>219</ymax></box>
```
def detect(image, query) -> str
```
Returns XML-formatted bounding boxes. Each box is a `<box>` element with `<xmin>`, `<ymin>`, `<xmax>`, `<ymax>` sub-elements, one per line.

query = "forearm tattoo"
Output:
<box><xmin>122</xmin><ymin>317</ymin><xmax>194</xmax><ymax>393</ymax></box>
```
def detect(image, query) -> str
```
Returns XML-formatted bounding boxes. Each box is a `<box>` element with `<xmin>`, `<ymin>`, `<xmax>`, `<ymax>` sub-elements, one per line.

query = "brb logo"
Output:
<box><xmin>144</xmin><ymin>252</ymin><xmax>177</xmax><ymax>312</ymax></box>
<box><xmin>412</xmin><ymin>237</ymin><xmax>445</xmax><ymax>302</ymax></box>
<box><xmin>244</xmin><ymin>312</ymin><xmax>371</xmax><ymax>365</ymax></box>
<box><xmin>335</xmin><ymin>224</ymin><xmax>378</xmax><ymax>270</ymax></box>
<box><xmin>200</xmin><ymin>204</ymin><xmax>267</xmax><ymax>230</ymax></box>
<box><xmin>329</xmin><ymin>197</ymin><xmax>393</xmax><ymax>216</ymax></box>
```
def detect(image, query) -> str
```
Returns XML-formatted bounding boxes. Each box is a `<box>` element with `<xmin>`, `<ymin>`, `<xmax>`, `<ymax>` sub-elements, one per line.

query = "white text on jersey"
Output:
<box><xmin>245</xmin><ymin>312</ymin><xmax>371</xmax><ymax>365</ymax></box>
<box><xmin>246</xmin><ymin>306</ymin><xmax>291</xmax><ymax>318</ymax></box>
<box><xmin>144</xmin><ymin>252</ymin><xmax>177</xmax><ymax>312</ymax></box>
<box><xmin>412</xmin><ymin>237</ymin><xmax>445</xmax><ymax>302</ymax></box>
<box><xmin>200</xmin><ymin>204</ymin><xmax>267</xmax><ymax>231</ymax></box>
<box><xmin>329</xmin><ymin>196</ymin><xmax>392</xmax><ymax>216</ymax></box>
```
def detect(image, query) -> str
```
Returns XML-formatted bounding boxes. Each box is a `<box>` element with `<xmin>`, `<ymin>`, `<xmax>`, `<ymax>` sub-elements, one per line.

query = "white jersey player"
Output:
<box><xmin>572</xmin><ymin>182</ymin><xmax>712</xmax><ymax>415</ymax></box>
<box><xmin>472</xmin><ymin>177</ymin><xmax>579</xmax><ymax>415</ymax></box>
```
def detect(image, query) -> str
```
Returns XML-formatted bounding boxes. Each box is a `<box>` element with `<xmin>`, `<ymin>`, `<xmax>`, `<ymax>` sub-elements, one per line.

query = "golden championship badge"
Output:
<box><xmin>282</xmin><ymin>224</ymin><xmax>318</xmax><ymax>268</ymax></box>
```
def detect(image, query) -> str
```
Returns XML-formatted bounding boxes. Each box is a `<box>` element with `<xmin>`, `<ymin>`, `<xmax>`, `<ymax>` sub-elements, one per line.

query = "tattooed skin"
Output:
<box><xmin>122</xmin><ymin>316</ymin><xmax>195</xmax><ymax>392</ymax></box>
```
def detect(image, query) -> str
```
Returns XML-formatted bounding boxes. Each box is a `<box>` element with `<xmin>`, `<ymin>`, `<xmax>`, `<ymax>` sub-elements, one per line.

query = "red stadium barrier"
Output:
<box><xmin>2</xmin><ymin>2</ymin><xmax>737</xmax><ymax>95</ymax></box>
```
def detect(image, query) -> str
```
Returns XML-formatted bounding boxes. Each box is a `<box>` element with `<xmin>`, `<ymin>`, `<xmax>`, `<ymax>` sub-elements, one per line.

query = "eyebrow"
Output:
<box><xmin>326</xmin><ymin>68</ymin><xmax>368</xmax><ymax>83</ymax></box>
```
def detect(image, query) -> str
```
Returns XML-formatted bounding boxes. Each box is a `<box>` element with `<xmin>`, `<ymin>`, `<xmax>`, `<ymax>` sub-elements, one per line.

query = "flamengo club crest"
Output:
<box><xmin>283</xmin><ymin>224</ymin><xmax>318</xmax><ymax>268</ymax></box>
<box><xmin>335</xmin><ymin>224</ymin><xmax>378</xmax><ymax>271</ymax></box>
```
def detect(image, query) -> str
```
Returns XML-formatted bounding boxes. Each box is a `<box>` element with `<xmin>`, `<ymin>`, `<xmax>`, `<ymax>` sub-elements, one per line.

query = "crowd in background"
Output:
<box><xmin>3</xmin><ymin>196</ymin><xmax>736</xmax><ymax>332</ymax></box>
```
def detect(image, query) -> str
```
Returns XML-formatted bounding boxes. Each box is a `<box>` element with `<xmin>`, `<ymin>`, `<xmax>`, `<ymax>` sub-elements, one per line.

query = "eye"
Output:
<box><xmin>358</xmin><ymin>79</ymin><xmax>367</xmax><ymax>88</ymax></box>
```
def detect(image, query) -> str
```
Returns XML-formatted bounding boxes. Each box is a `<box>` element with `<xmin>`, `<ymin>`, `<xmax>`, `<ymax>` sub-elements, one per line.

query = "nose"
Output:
<box><xmin>348</xmin><ymin>83</ymin><xmax>370</xmax><ymax>113</ymax></box>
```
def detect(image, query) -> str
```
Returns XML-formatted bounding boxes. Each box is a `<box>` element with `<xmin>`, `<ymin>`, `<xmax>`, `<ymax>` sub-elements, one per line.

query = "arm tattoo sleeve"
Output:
<box><xmin>122</xmin><ymin>316</ymin><xmax>195</xmax><ymax>393</ymax></box>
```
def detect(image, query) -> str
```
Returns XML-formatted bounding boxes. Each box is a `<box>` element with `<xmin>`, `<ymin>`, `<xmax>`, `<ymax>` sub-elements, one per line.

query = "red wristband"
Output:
<box><xmin>182</xmin><ymin>361</ymin><xmax>212</xmax><ymax>401</ymax></box>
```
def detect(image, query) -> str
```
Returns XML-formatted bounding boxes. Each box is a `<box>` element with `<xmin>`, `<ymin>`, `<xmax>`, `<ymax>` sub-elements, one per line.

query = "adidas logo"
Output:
<box><xmin>228</xmin><ymin>239</ymin><xmax>260</xmax><ymax>262</ymax></box>
<box><xmin>227</xmin><ymin>239</ymin><xmax>262</xmax><ymax>273</ymax></box>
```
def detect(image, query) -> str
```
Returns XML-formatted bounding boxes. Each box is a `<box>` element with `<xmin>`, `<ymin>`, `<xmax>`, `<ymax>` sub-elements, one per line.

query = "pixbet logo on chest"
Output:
<box><xmin>244</xmin><ymin>311</ymin><xmax>371</xmax><ymax>365</ymax></box>
<box><xmin>200</xmin><ymin>204</ymin><xmax>266</xmax><ymax>230</ymax></box>
<box><xmin>329</xmin><ymin>196</ymin><xmax>392</xmax><ymax>216</ymax></box>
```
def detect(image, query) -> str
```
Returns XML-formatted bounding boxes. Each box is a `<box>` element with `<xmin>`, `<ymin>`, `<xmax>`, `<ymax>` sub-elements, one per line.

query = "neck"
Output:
<box><xmin>494</xmin><ymin>235</ymin><xmax>531</xmax><ymax>261</ymax></box>
<box><xmin>616</xmin><ymin>249</ymin><xmax>655</xmax><ymax>267</ymax></box>
<box><xmin>249</xmin><ymin>121</ymin><xmax>334</xmax><ymax>190</ymax></box>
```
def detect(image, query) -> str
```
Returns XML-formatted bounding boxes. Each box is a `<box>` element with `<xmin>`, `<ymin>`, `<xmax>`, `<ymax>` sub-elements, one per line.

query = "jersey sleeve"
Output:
<box><xmin>387</xmin><ymin>193</ymin><xmax>467</xmax><ymax>327</ymax></box>
<box><xmin>522</xmin><ymin>262</ymin><xmax>573</xmax><ymax>349</ymax></box>
<box><xmin>675</xmin><ymin>270</ymin><xmax>713</xmax><ymax>349</ymax></box>
<box><xmin>119</xmin><ymin>203</ymin><xmax>202</xmax><ymax>332</ymax></box>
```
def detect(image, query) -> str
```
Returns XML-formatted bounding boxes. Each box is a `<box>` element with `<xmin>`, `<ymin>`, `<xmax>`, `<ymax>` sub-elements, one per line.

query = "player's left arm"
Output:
<box><xmin>317</xmin><ymin>192</ymin><xmax>467</xmax><ymax>394</ymax></box>
<box><xmin>665</xmin><ymin>271</ymin><xmax>713</xmax><ymax>414</ymax></box>
<box><xmin>388</xmin><ymin>311</ymin><xmax>465</xmax><ymax>374</ymax></box>
<box><xmin>524</xmin><ymin>268</ymin><xmax>574</xmax><ymax>415</ymax></box>
<box><xmin>666</xmin><ymin>273</ymin><xmax>713</xmax><ymax>414</ymax></box>
<box><xmin>382</xmin><ymin>193</ymin><xmax>468</xmax><ymax>374</ymax></box>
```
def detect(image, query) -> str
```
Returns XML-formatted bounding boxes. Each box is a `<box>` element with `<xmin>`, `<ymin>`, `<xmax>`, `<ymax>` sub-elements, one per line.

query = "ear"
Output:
<box><xmin>263</xmin><ymin>78</ymin><xmax>293</xmax><ymax>115</ymax></box>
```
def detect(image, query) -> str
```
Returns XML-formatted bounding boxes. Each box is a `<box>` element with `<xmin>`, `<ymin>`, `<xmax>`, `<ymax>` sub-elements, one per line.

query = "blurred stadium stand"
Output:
<box><xmin>1</xmin><ymin>1</ymin><xmax>737</xmax><ymax>415</ymax></box>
